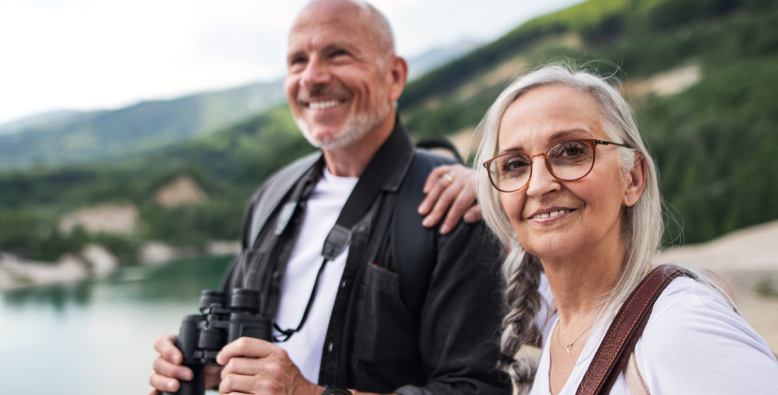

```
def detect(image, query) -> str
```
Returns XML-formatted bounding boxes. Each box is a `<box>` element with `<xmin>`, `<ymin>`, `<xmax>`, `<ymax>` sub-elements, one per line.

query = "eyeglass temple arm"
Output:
<box><xmin>595</xmin><ymin>139</ymin><xmax>632</xmax><ymax>148</ymax></box>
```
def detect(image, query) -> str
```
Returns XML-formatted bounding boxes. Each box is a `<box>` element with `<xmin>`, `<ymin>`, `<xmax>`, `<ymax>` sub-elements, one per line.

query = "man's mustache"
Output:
<box><xmin>297</xmin><ymin>86</ymin><xmax>351</xmax><ymax>102</ymax></box>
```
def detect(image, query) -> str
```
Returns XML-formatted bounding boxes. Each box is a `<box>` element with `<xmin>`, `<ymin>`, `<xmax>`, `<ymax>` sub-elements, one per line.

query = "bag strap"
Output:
<box><xmin>392</xmin><ymin>149</ymin><xmax>457</xmax><ymax>321</ymax></box>
<box><xmin>576</xmin><ymin>265</ymin><xmax>689</xmax><ymax>395</ymax></box>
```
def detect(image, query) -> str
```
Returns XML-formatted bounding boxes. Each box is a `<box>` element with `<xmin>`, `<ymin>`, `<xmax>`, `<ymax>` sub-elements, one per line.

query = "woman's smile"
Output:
<box><xmin>525</xmin><ymin>207</ymin><xmax>577</xmax><ymax>224</ymax></box>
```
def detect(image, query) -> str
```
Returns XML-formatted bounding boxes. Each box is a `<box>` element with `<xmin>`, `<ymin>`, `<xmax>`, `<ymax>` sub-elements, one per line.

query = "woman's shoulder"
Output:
<box><xmin>648</xmin><ymin>275</ymin><xmax>733</xmax><ymax>321</ymax></box>
<box><xmin>634</xmin><ymin>276</ymin><xmax>778</xmax><ymax>393</ymax></box>
<box><xmin>641</xmin><ymin>276</ymin><xmax>772</xmax><ymax>354</ymax></box>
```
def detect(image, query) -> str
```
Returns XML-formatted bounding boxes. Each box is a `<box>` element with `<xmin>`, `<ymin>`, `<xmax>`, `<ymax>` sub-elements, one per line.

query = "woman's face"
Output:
<box><xmin>497</xmin><ymin>84</ymin><xmax>630</xmax><ymax>260</ymax></box>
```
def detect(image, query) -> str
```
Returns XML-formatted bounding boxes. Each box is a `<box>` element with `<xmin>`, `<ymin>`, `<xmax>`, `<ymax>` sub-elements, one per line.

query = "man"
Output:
<box><xmin>149</xmin><ymin>1</ymin><xmax>509</xmax><ymax>395</ymax></box>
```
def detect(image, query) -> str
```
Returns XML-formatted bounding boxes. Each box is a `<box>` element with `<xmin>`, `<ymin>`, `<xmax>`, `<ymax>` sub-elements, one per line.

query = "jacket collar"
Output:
<box><xmin>364</xmin><ymin>113</ymin><xmax>415</xmax><ymax>192</ymax></box>
<box><xmin>306</xmin><ymin>113</ymin><xmax>415</xmax><ymax>193</ymax></box>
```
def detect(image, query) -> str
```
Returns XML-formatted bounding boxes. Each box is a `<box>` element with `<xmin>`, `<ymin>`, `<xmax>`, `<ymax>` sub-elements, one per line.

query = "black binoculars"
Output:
<box><xmin>163</xmin><ymin>288</ymin><xmax>273</xmax><ymax>395</ymax></box>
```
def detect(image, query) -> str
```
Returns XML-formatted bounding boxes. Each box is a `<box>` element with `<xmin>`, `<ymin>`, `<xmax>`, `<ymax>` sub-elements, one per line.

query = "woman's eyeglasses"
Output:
<box><xmin>483</xmin><ymin>139</ymin><xmax>632</xmax><ymax>193</ymax></box>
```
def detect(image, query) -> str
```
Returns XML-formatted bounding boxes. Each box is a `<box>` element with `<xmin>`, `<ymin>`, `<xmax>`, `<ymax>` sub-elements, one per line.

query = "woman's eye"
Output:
<box><xmin>503</xmin><ymin>157</ymin><xmax>529</xmax><ymax>173</ymax></box>
<box><xmin>560</xmin><ymin>143</ymin><xmax>585</xmax><ymax>156</ymax></box>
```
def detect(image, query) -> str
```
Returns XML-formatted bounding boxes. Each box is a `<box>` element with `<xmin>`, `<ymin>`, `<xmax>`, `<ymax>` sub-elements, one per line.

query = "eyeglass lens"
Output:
<box><xmin>489</xmin><ymin>140</ymin><xmax>595</xmax><ymax>191</ymax></box>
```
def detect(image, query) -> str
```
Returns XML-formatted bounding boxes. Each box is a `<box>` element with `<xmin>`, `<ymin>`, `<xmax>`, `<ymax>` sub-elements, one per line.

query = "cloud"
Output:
<box><xmin>0</xmin><ymin>0</ymin><xmax>581</xmax><ymax>125</ymax></box>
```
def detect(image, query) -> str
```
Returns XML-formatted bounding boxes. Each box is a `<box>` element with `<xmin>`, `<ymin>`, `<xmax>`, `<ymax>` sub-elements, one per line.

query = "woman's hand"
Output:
<box><xmin>418</xmin><ymin>164</ymin><xmax>482</xmax><ymax>234</ymax></box>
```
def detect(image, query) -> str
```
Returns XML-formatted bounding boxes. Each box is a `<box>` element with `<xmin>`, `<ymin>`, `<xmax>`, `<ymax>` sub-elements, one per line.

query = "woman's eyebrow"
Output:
<box><xmin>497</xmin><ymin>146</ymin><xmax>525</xmax><ymax>155</ymax></box>
<box><xmin>497</xmin><ymin>129</ymin><xmax>595</xmax><ymax>154</ymax></box>
<box><xmin>549</xmin><ymin>128</ymin><xmax>593</xmax><ymax>141</ymax></box>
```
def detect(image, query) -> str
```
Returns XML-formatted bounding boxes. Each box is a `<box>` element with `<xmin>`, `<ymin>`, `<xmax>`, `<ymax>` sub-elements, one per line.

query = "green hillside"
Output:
<box><xmin>0</xmin><ymin>80</ymin><xmax>286</xmax><ymax>170</ymax></box>
<box><xmin>1</xmin><ymin>0</ymin><xmax>777</xmax><ymax>263</ymax></box>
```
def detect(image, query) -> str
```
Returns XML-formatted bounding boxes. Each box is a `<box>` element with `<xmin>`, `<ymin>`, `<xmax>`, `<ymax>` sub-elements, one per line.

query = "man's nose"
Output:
<box><xmin>301</xmin><ymin>58</ymin><xmax>331</xmax><ymax>88</ymax></box>
<box><xmin>526</xmin><ymin>156</ymin><xmax>560</xmax><ymax>198</ymax></box>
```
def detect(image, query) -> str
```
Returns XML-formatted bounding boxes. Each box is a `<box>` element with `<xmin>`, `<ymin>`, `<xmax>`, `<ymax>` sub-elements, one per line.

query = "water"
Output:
<box><xmin>0</xmin><ymin>256</ymin><xmax>233</xmax><ymax>395</ymax></box>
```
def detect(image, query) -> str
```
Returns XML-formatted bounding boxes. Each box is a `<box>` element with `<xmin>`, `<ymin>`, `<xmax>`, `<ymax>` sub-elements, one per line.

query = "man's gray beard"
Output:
<box><xmin>295</xmin><ymin>100</ymin><xmax>391</xmax><ymax>150</ymax></box>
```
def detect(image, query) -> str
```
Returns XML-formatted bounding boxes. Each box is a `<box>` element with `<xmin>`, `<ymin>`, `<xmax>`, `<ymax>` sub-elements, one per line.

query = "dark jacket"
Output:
<box><xmin>223</xmin><ymin>117</ymin><xmax>510</xmax><ymax>395</ymax></box>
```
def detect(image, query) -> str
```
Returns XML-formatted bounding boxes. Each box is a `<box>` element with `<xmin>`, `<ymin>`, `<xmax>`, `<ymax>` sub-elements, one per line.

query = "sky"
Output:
<box><xmin>0</xmin><ymin>0</ymin><xmax>583</xmax><ymax>125</ymax></box>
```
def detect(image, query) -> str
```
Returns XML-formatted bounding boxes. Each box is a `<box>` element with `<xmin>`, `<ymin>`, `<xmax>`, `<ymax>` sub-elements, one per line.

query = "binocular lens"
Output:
<box><xmin>231</xmin><ymin>289</ymin><xmax>262</xmax><ymax>314</ymax></box>
<box><xmin>199</xmin><ymin>290</ymin><xmax>226</xmax><ymax>311</ymax></box>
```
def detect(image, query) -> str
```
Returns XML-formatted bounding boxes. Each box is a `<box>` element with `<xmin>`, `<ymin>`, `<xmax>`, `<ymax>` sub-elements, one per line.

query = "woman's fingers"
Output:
<box><xmin>419</xmin><ymin>165</ymin><xmax>453</xmax><ymax>215</ymax></box>
<box><xmin>423</xmin><ymin>165</ymin><xmax>452</xmax><ymax>194</ymax></box>
<box><xmin>464</xmin><ymin>204</ymin><xmax>483</xmax><ymax>223</ymax></box>
<box><xmin>422</xmin><ymin>178</ymin><xmax>461</xmax><ymax>230</ymax></box>
<box><xmin>439</xmin><ymin>182</ymin><xmax>477</xmax><ymax>234</ymax></box>
<box><xmin>420</xmin><ymin>164</ymin><xmax>479</xmax><ymax>233</ymax></box>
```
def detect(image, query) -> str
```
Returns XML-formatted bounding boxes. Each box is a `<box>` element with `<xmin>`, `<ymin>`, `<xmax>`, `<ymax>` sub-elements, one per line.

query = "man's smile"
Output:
<box><xmin>304</xmin><ymin>99</ymin><xmax>346</xmax><ymax>111</ymax></box>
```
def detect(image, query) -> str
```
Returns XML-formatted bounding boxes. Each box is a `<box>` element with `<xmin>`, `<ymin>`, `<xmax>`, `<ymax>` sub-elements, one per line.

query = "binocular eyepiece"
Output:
<box><xmin>162</xmin><ymin>288</ymin><xmax>273</xmax><ymax>395</ymax></box>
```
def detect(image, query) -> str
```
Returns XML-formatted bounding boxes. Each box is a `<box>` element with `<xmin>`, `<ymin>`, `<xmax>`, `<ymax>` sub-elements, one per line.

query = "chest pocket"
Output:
<box><xmin>352</xmin><ymin>263</ymin><xmax>424</xmax><ymax>388</ymax></box>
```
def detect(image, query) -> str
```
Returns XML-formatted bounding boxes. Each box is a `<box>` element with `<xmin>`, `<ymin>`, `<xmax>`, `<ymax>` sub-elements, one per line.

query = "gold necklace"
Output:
<box><xmin>556</xmin><ymin>320</ymin><xmax>594</xmax><ymax>354</ymax></box>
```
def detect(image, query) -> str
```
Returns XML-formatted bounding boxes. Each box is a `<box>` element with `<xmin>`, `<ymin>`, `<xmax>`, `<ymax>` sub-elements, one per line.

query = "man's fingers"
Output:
<box><xmin>220</xmin><ymin>373</ymin><xmax>264</xmax><ymax>395</ymax></box>
<box><xmin>423</xmin><ymin>165</ymin><xmax>452</xmax><ymax>194</ymax></box>
<box><xmin>153</xmin><ymin>334</ymin><xmax>182</xmax><ymax>365</ymax></box>
<box><xmin>217</xmin><ymin>337</ymin><xmax>277</xmax><ymax>365</ymax></box>
<box><xmin>204</xmin><ymin>365</ymin><xmax>223</xmax><ymax>390</ymax></box>
<box><xmin>152</xmin><ymin>356</ymin><xmax>193</xmax><ymax>381</ymax></box>
<box><xmin>221</xmin><ymin>357</ymin><xmax>263</xmax><ymax>379</ymax></box>
<box><xmin>150</xmin><ymin>372</ymin><xmax>181</xmax><ymax>393</ymax></box>
<box><xmin>463</xmin><ymin>204</ymin><xmax>483</xmax><ymax>223</ymax></box>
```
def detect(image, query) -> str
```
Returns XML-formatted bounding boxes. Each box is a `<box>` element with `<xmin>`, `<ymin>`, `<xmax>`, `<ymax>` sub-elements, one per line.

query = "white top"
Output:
<box><xmin>273</xmin><ymin>166</ymin><xmax>358</xmax><ymax>384</ymax></box>
<box><xmin>529</xmin><ymin>277</ymin><xmax>778</xmax><ymax>395</ymax></box>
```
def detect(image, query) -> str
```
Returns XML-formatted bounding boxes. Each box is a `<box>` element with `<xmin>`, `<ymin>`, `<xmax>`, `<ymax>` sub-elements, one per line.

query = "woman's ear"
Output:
<box><xmin>624</xmin><ymin>153</ymin><xmax>647</xmax><ymax>207</ymax></box>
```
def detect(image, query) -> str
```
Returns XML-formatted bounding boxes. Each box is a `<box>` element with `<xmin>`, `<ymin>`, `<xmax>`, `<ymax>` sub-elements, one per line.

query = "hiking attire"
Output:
<box><xmin>223</xmin><ymin>117</ymin><xmax>511</xmax><ymax>395</ymax></box>
<box><xmin>530</xmin><ymin>276</ymin><xmax>778</xmax><ymax>395</ymax></box>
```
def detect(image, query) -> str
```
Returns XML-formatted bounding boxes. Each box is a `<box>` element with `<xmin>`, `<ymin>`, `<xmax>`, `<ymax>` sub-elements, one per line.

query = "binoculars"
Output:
<box><xmin>163</xmin><ymin>288</ymin><xmax>273</xmax><ymax>395</ymax></box>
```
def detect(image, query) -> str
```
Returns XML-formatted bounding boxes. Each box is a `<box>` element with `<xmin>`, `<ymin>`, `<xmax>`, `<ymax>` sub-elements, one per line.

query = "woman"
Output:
<box><xmin>473</xmin><ymin>65</ymin><xmax>778</xmax><ymax>394</ymax></box>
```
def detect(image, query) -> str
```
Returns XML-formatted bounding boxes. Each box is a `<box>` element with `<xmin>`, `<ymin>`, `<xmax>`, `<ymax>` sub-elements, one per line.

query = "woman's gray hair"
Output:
<box><xmin>473</xmin><ymin>63</ymin><xmax>663</xmax><ymax>392</ymax></box>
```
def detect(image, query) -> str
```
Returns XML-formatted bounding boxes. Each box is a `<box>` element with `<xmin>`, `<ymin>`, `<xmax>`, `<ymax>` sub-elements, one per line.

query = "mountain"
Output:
<box><xmin>2</xmin><ymin>0</ymin><xmax>777</xmax><ymax>261</ymax></box>
<box><xmin>406</xmin><ymin>39</ymin><xmax>482</xmax><ymax>80</ymax></box>
<box><xmin>0</xmin><ymin>80</ymin><xmax>286</xmax><ymax>170</ymax></box>
<box><xmin>0</xmin><ymin>39</ymin><xmax>477</xmax><ymax>170</ymax></box>
<box><xmin>0</xmin><ymin>110</ymin><xmax>83</xmax><ymax>137</ymax></box>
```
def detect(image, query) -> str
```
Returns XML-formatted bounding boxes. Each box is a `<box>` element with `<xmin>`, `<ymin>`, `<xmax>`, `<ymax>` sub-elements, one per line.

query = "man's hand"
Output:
<box><xmin>217</xmin><ymin>337</ymin><xmax>324</xmax><ymax>395</ymax></box>
<box><xmin>418</xmin><ymin>164</ymin><xmax>482</xmax><ymax>234</ymax></box>
<box><xmin>148</xmin><ymin>334</ymin><xmax>221</xmax><ymax>395</ymax></box>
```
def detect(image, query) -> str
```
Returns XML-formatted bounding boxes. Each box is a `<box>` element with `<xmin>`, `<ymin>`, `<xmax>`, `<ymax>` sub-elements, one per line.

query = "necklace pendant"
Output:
<box><xmin>565</xmin><ymin>344</ymin><xmax>573</xmax><ymax>353</ymax></box>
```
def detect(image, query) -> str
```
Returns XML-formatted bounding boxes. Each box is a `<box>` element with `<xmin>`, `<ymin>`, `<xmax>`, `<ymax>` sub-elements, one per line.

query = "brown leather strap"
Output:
<box><xmin>576</xmin><ymin>265</ymin><xmax>688</xmax><ymax>395</ymax></box>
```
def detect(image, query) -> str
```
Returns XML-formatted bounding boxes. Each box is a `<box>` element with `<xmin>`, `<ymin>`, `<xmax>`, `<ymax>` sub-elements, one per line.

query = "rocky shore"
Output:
<box><xmin>0</xmin><ymin>240</ymin><xmax>240</xmax><ymax>291</ymax></box>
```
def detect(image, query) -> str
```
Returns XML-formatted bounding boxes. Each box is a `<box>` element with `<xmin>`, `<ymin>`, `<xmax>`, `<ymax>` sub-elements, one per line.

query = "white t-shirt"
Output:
<box><xmin>273</xmin><ymin>166</ymin><xmax>358</xmax><ymax>383</ymax></box>
<box><xmin>529</xmin><ymin>277</ymin><xmax>778</xmax><ymax>395</ymax></box>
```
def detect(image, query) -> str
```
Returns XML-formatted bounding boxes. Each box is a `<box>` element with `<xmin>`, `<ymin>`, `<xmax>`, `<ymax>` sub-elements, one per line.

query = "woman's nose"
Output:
<box><xmin>526</xmin><ymin>157</ymin><xmax>560</xmax><ymax>198</ymax></box>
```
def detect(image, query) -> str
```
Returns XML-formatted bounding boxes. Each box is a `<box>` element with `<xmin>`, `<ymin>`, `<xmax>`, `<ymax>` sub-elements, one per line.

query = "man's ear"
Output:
<box><xmin>387</xmin><ymin>55</ymin><xmax>408</xmax><ymax>102</ymax></box>
<box><xmin>624</xmin><ymin>153</ymin><xmax>647</xmax><ymax>207</ymax></box>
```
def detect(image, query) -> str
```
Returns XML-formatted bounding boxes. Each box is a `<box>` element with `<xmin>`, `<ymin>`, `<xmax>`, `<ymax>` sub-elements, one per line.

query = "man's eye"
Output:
<box><xmin>332</xmin><ymin>50</ymin><xmax>348</xmax><ymax>57</ymax></box>
<box><xmin>291</xmin><ymin>57</ymin><xmax>306</xmax><ymax>65</ymax></box>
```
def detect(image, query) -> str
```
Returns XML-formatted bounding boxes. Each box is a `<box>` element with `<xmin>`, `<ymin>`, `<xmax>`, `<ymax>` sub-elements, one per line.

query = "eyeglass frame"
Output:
<box><xmin>482</xmin><ymin>139</ymin><xmax>633</xmax><ymax>193</ymax></box>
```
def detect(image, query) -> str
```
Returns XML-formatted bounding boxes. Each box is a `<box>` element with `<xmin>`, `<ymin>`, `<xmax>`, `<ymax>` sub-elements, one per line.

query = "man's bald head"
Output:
<box><xmin>292</xmin><ymin>0</ymin><xmax>395</xmax><ymax>67</ymax></box>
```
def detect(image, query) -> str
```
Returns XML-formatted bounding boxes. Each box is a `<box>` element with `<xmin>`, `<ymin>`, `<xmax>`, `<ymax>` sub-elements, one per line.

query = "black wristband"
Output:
<box><xmin>323</xmin><ymin>385</ymin><xmax>352</xmax><ymax>395</ymax></box>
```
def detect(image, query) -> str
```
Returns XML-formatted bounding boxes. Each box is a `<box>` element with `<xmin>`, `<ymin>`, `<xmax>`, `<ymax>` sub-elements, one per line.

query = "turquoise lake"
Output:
<box><xmin>0</xmin><ymin>256</ymin><xmax>233</xmax><ymax>394</ymax></box>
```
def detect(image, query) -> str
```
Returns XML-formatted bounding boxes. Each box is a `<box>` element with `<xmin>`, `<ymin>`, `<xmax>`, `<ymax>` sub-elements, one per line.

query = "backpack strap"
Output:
<box><xmin>392</xmin><ymin>149</ymin><xmax>458</xmax><ymax>321</ymax></box>
<box><xmin>246</xmin><ymin>152</ymin><xmax>322</xmax><ymax>248</ymax></box>
<box><xmin>577</xmin><ymin>265</ymin><xmax>689</xmax><ymax>395</ymax></box>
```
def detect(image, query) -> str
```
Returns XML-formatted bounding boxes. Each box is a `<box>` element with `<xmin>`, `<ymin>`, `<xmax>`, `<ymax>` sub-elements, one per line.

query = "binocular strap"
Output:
<box><xmin>273</xmin><ymin>257</ymin><xmax>330</xmax><ymax>342</ymax></box>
